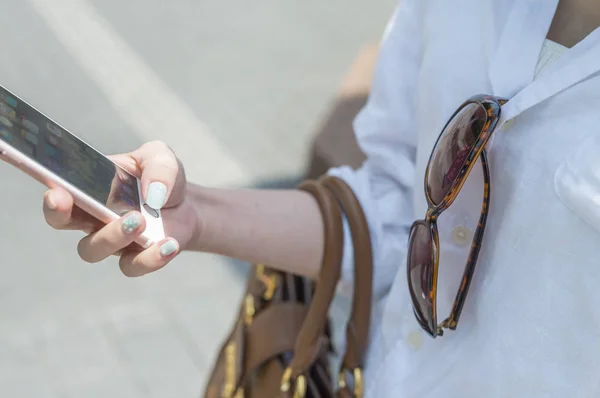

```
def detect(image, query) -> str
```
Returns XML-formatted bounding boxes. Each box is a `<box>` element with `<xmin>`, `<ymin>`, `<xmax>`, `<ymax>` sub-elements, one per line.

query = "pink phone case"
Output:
<box><xmin>0</xmin><ymin>141</ymin><xmax>164</xmax><ymax>248</ymax></box>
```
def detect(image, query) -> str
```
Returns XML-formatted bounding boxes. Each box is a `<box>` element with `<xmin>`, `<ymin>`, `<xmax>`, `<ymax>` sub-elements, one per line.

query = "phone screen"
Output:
<box><xmin>0</xmin><ymin>86</ymin><xmax>141</xmax><ymax>216</ymax></box>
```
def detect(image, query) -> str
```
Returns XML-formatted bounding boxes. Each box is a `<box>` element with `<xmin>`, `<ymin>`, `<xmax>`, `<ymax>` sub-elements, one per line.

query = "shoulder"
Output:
<box><xmin>382</xmin><ymin>0</ymin><xmax>512</xmax><ymax>52</ymax></box>
<box><xmin>386</xmin><ymin>0</ymin><xmax>508</xmax><ymax>27</ymax></box>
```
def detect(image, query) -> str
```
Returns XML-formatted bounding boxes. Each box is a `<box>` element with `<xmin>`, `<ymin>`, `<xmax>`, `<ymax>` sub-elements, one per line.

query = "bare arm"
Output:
<box><xmin>41</xmin><ymin>141</ymin><xmax>325</xmax><ymax>278</ymax></box>
<box><xmin>186</xmin><ymin>184</ymin><xmax>325</xmax><ymax>279</ymax></box>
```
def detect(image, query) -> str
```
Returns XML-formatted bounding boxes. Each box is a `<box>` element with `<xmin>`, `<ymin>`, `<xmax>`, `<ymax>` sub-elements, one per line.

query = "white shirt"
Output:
<box><xmin>328</xmin><ymin>0</ymin><xmax>600</xmax><ymax>396</ymax></box>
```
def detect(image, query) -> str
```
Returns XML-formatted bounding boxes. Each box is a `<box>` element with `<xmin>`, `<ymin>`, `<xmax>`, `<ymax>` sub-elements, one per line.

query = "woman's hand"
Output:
<box><xmin>42</xmin><ymin>140</ymin><xmax>325</xmax><ymax>280</ymax></box>
<box><xmin>42</xmin><ymin>141</ymin><xmax>200</xmax><ymax>277</ymax></box>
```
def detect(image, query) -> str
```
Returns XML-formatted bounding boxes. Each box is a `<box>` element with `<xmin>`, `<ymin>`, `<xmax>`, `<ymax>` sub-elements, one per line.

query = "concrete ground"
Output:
<box><xmin>0</xmin><ymin>0</ymin><xmax>396</xmax><ymax>396</ymax></box>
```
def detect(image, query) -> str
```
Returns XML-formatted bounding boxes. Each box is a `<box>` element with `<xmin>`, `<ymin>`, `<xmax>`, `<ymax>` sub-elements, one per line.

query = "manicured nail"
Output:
<box><xmin>159</xmin><ymin>239</ymin><xmax>178</xmax><ymax>257</ymax></box>
<box><xmin>146</xmin><ymin>182</ymin><xmax>167</xmax><ymax>209</ymax></box>
<box><xmin>122</xmin><ymin>213</ymin><xmax>142</xmax><ymax>234</ymax></box>
<box><xmin>46</xmin><ymin>192</ymin><xmax>57</xmax><ymax>210</ymax></box>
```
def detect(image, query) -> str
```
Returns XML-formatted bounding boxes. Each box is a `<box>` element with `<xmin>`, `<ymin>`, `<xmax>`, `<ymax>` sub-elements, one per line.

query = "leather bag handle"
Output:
<box><xmin>321</xmin><ymin>176</ymin><xmax>373</xmax><ymax>398</ymax></box>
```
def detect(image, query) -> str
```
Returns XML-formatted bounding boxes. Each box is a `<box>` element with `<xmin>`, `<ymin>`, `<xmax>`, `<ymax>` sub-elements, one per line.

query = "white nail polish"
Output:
<box><xmin>159</xmin><ymin>239</ymin><xmax>178</xmax><ymax>257</ymax></box>
<box><xmin>122</xmin><ymin>214</ymin><xmax>142</xmax><ymax>234</ymax></box>
<box><xmin>146</xmin><ymin>182</ymin><xmax>167</xmax><ymax>209</ymax></box>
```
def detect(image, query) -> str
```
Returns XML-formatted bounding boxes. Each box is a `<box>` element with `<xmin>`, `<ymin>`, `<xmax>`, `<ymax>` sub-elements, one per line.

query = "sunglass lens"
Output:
<box><xmin>407</xmin><ymin>221</ymin><xmax>436</xmax><ymax>335</ymax></box>
<box><xmin>427</xmin><ymin>103</ymin><xmax>488</xmax><ymax>205</ymax></box>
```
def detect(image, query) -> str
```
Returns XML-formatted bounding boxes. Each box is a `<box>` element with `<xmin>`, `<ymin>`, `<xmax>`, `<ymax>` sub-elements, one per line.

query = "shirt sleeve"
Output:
<box><xmin>328</xmin><ymin>0</ymin><xmax>423</xmax><ymax>300</ymax></box>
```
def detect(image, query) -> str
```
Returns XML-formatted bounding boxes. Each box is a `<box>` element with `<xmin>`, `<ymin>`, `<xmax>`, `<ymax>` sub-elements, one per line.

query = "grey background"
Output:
<box><xmin>0</xmin><ymin>0</ymin><xmax>396</xmax><ymax>396</ymax></box>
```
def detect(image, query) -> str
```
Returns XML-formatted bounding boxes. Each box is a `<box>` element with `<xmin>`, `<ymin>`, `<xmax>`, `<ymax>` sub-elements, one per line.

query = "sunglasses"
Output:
<box><xmin>407</xmin><ymin>94</ymin><xmax>508</xmax><ymax>338</ymax></box>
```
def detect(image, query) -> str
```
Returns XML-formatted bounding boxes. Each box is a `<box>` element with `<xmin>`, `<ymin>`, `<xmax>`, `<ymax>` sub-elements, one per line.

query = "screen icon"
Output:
<box><xmin>0</xmin><ymin>116</ymin><xmax>13</xmax><ymax>128</ymax></box>
<box><xmin>21</xmin><ymin>129</ymin><xmax>39</xmax><ymax>145</ymax></box>
<box><xmin>46</xmin><ymin>122</ymin><xmax>63</xmax><ymax>137</ymax></box>
<box><xmin>44</xmin><ymin>143</ymin><xmax>58</xmax><ymax>157</ymax></box>
<box><xmin>0</xmin><ymin>103</ymin><xmax>16</xmax><ymax>119</ymax></box>
<box><xmin>21</xmin><ymin>129</ymin><xmax>34</xmax><ymax>143</ymax></box>
<box><xmin>0</xmin><ymin>92</ymin><xmax>17</xmax><ymax>108</ymax></box>
<box><xmin>0</xmin><ymin>127</ymin><xmax>12</xmax><ymax>142</ymax></box>
<box><xmin>46</xmin><ymin>134</ymin><xmax>58</xmax><ymax>146</ymax></box>
<box><xmin>22</xmin><ymin>119</ymin><xmax>39</xmax><ymax>135</ymax></box>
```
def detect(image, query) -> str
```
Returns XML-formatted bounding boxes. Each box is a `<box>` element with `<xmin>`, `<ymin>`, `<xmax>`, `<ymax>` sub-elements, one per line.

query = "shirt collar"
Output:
<box><xmin>494</xmin><ymin>3</ymin><xmax>600</xmax><ymax>129</ymax></box>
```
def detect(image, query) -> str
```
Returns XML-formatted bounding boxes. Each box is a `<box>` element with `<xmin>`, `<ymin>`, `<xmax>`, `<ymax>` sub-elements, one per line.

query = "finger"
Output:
<box><xmin>43</xmin><ymin>187</ymin><xmax>80</xmax><ymax>230</ymax></box>
<box><xmin>129</xmin><ymin>141</ymin><xmax>184</xmax><ymax>208</ymax></box>
<box><xmin>119</xmin><ymin>238</ymin><xmax>179</xmax><ymax>277</ymax></box>
<box><xmin>77</xmin><ymin>212</ymin><xmax>146</xmax><ymax>263</ymax></box>
<box><xmin>43</xmin><ymin>187</ymin><xmax>73</xmax><ymax>229</ymax></box>
<box><xmin>43</xmin><ymin>188</ymin><xmax>105</xmax><ymax>232</ymax></box>
<box><xmin>108</xmin><ymin>154</ymin><xmax>141</xmax><ymax>177</ymax></box>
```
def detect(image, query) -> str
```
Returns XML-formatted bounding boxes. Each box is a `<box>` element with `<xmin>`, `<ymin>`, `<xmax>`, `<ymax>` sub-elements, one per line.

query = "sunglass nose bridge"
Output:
<box><xmin>425</xmin><ymin>207</ymin><xmax>439</xmax><ymax>221</ymax></box>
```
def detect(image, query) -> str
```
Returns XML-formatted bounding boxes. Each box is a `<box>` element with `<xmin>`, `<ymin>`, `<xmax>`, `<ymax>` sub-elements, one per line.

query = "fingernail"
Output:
<box><xmin>146</xmin><ymin>182</ymin><xmax>167</xmax><ymax>209</ymax></box>
<box><xmin>46</xmin><ymin>192</ymin><xmax>57</xmax><ymax>210</ymax></box>
<box><xmin>122</xmin><ymin>213</ymin><xmax>142</xmax><ymax>234</ymax></box>
<box><xmin>159</xmin><ymin>239</ymin><xmax>178</xmax><ymax>257</ymax></box>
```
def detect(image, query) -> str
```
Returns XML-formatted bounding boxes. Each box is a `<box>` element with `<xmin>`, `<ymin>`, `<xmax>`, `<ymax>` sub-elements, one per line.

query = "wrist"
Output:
<box><xmin>182</xmin><ymin>183</ymin><xmax>218</xmax><ymax>253</ymax></box>
<box><xmin>179</xmin><ymin>182</ymin><xmax>325</xmax><ymax>278</ymax></box>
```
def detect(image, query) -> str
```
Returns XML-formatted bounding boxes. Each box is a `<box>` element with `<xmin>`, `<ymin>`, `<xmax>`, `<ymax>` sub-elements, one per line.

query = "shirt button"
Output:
<box><xmin>407</xmin><ymin>330</ymin><xmax>424</xmax><ymax>350</ymax></box>
<box><xmin>451</xmin><ymin>226</ymin><xmax>472</xmax><ymax>246</ymax></box>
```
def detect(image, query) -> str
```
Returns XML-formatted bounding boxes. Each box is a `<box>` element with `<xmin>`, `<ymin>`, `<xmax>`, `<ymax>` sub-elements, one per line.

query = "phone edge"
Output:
<box><xmin>0</xmin><ymin>141</ymin><xmax>154</xmax><ymax>248</ymax></box>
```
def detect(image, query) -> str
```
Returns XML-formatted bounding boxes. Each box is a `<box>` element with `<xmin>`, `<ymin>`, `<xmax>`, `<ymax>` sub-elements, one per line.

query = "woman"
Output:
<box><xmin>41</xmin><ymin>0</ymin><xmax>600</xmax><ymax>396</ymax></box>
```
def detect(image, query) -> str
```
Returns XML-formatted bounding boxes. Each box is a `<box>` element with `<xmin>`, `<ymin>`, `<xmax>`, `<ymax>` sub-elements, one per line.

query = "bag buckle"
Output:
<box><xmin>256</xmin><ymin>264</ymin><xmax>277</xmax><ymax>300</ymax></box>
<box><xmin>281</xmin><ymin>367</ymin><xmax>306</xmax><ymax>398</ymax></box>
<box><xmin>338</xmin><ymin>367</ymin><xmax>364</xmax><ymax>398</ymax></box>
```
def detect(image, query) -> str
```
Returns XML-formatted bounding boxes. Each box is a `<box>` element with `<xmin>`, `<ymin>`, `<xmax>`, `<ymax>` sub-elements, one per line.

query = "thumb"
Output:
<box><xmin>127</xmin><ymin>141</ymin><xmax>184</xmax><ymax>209</ymax></box>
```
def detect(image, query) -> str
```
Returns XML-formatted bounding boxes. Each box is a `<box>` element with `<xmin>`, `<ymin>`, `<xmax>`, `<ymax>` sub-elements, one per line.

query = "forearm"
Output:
<box><xmin>185</xmin><ymin>183</ymin><xmax>325</xmax><ymax>279</ymax></box>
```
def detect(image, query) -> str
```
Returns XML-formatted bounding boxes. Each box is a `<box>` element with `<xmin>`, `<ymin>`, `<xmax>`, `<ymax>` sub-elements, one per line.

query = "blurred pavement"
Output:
<box><xmin>0</xmin><ymin>0</ymin><xmax>396</xmax><ymax>396</ymax></box>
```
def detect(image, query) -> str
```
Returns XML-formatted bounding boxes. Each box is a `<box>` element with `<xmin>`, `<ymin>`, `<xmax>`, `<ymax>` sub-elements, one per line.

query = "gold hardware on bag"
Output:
<box><xmin>338</xmin><ymin>367</ymin><xmax>364</xmax><ymax>398</ymax></box>
<box><xmin>280</xmin><ymin>368</ymin><xmax>293</xmax><ymax>392</ymax></box>
<box><xmin>256</xmin><ymin>264</ymin><xmax>266</xmax><ymax>275</ymax></box>
<box><xmin>256</xmin><ymin>264</ymin><xmax>277</xmax><ymax>300</ymax></box>
<box><xmin>244</xmin><ymin>294</ymin><xmax>255</xmax><ymax>326</ymax></box>
<box><xmin>233</xmin><ymin>388</ymin><xmax>243</xmax><ymax>398</ymax></box>
<box><xmin>281</xmin><ymin>368</ymin><xmax>307</xmax><ymax>398</ymax></box>
<box><xmin>222</xmin><ymin>343</ymin><xmax>236</xmax><ymax>398</ymax></box>
<box><xmin>203</xmin><ymin>176</ymin><xmax>374</xmax><ymax>398</ymax></box>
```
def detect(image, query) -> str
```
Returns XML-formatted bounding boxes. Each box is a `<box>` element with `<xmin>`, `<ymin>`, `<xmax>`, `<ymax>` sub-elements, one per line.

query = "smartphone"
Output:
<box><xmin>0</xmin><ymin>84</ymin><xmax>164</xmax><ymax>248</ymax></box>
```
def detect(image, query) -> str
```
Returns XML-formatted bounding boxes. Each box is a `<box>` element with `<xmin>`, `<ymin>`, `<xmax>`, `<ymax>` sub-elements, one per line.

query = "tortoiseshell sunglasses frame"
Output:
<box><xmin>408</xmin><ymin>94</ymin><xmax>508</xmax><ymax>338</ymax></box>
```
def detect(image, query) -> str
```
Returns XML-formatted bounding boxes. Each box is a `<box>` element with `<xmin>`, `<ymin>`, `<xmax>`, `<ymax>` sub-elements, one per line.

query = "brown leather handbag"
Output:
<box><xmin>203</xmin><ymin>175</ymin><xmax>373</xmax><ymax>398</ymax></box>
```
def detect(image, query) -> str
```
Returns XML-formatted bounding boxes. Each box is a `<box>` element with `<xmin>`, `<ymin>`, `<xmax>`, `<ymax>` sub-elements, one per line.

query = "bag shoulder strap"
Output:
<box><xmin>321</xmin><ymin>176</ymin><xmax>373</xmax><ymax>398</ymax></box>
<box><xmin>283</xmin><ymin>176</ymin><xmax>373</xmax><ymax>398</ymax></box>
<box><xmin>283</xmin><ymin>180</ymin><xmax>345</xmax><ymax>383</ymax></box>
